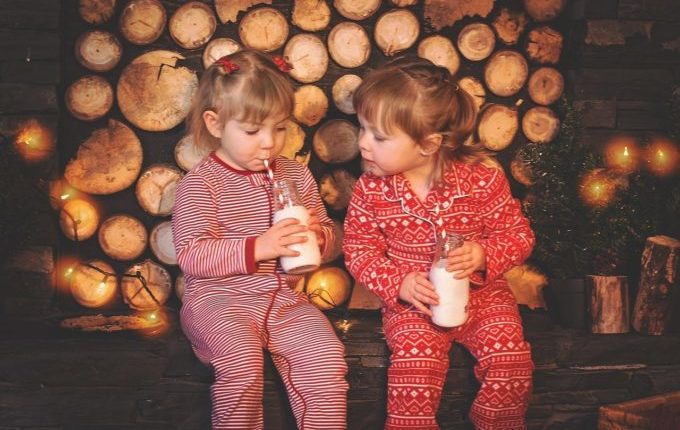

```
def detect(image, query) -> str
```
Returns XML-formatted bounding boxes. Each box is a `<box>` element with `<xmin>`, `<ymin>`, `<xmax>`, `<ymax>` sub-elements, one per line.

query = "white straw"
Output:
<box><xmin>263</xmin><ymin>159</ymin><xmax>274</xmax><ymax>182</ymax></box>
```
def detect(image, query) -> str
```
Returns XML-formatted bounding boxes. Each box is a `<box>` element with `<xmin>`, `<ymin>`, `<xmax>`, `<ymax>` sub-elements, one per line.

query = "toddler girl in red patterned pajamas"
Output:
<box><xmin>343</xmin><ymin>57</ymin><xmax>535</xmax><ymax>430</ymax></box>
<box><xmin>172</xmin><ymin>50</ymin><xmax>348</xmax><ymax>430</ymax></box>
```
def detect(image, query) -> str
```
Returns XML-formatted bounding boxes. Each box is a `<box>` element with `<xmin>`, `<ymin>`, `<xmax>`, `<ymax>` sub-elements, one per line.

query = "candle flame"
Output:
<box><xmin>603</xmin><ymin>136</ymin><xmax>639</xmax><ymax>174</ymax></box>
<box><xmin>645</xmin><ymin>138</ymin><xmax>679</xmax><ymax>176</ymax></box>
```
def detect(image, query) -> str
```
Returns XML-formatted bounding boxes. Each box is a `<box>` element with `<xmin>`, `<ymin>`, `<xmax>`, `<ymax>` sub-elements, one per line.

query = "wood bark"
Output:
<box><xmin>283</xmin><ymin>34</ymin><xmax>328</xmax><ymax>83</ymax></box>
<box><xmin>65</xmin><ymin>75</ymin><xmax>113</xmax><ymax>121</ymax></box>
<box><xmin>98</xmin><ymin>214</ymin><xmax>148</xmax><ymax>261</ymax></box>
<box><xmin>150</xmin><ymin>221</ymin><xmax>177</xmax><ymax>266</ymax></box>
<box><xmin>492</xmin><ymin>7</ymin><xmax>527</xmax><ymax>46</ymax></box>
<box><xmin>424</xmin><ymin>0</ymin><xmax>494</xmax><ymax>31</ymax></box>
<box><xmin>74</xmin><ymin>30</ymin><xmax>122</xmax><ymax>72</ymax></box>
<box><xmin>70</xmin><ymin>260</ymin><xmax>118</xmax><ymax>309</ymax></box>
<box><xmin>292</xmin><ymin>0</ymin><xmax>331</xmax><ymax>31</ymax></box>
<box><xmin>79</xmin><ymin>0</ymin><xmax>116</xmax><ymax>24</ymax></box>
<box><xmin>169</xmin><ymin>1</ymin><xmax>216</xmax><ymax>50</ymax></box>
<box><xmin>332</xmin><ymin>74</ymin><xmax>362</xmax><ymax>115</ymax></box>
<box><xmin>328</xmin><ymin>22</ymin><xmax>371</xmax><ymax>68</ymax></box>
<box><xmin>121</xmin><ymin>259</ymin><xmax>172</xmax><ymax>310</ymax></box>
<box><xmin>117</xmin><ymin>50</ymin><xmax>198</xmax><ymax>132</ymax></box>
<box><xmin>477</xmin><ymin>104</ymin><xmax>518</xmax><ymax>151</ymax></box>
<box><xmin>528</xmin><ymin>67</ymin><xmax>564</xmax><ymax>106</ymax></box>
<box><xmin>239</xmin><ymin>7</ymin><xmax>289</xmax><ymax>52</ymax></box>
<box><xmin>334</xmin><ymin>0</ymin><xmax>381</xmax><ymax>21</ymax></box>
<box><xmin>202</xmin><ymin>38</ymin><xmax>241</xmax><ymax>69</ymax></box>
<box><xmin>64</xmin><ymin>119</ymin><xmax>143</xmax><ymax>195</ymax></box>
<box><xmin>119</xmin><ymin>0</ymin><xmax>166</xmax><ymax>45</ymax></box>
<box><xmin>418</xmin><ymin>35</ymin><xmax>460</xmax><ymax>75</ymax></box>
<box><xmin>374</xmin><ymin>9</ymin><xmax>420</xmax><ymax>56</ymax></box>
<box><xmin>313</xmin><ymin>119</ymin><xmax>359</xmax><ymax>164</ymax></box>
<box><xmin>526</xmin><ymin>26</ymin><xmax>563</xmax><ymax>65</ymax></box>
<box><xmin>633</xmin><ymin>235</ymin><xmax>680</xmax><ymax>335</ymax></box>
<box><xmin>457</xmin><ymin>23</ymin><xmax>495</xmax><ymax>61</ymax></box>
<box><xmin>523</xmin><ymin>0</ymin><xmax>567</xmax><ymax>22</ymax></box>
<box><xmin>522</xmin><ymin>106</ymin><xmax>560</xmax><ymax>143</ymax></box>
<box><xmin>174</xmin><ymin>134</ymin><xmax>211</xmax><ymax>172</ymax></box>
<box><xmin>294</xmin><ymin>85</ymin><xmax>328</xmax><ymax>127</ymax></box>
<box><xmin>320</xmin><ymin>170</ymin><xmax>357</xmax><ymax>211</ymax></box>
<box><xmin>587</xmin><ymin>275</ymin><xmax>630</xmax><ymax>334</ymax></box>
<box><xmin>135</xmin><ymin>164</ymin><xmax>183</xmax><ymax>216</ymax></box>
<box><xmin>484</xmin><ymin>50</ymin><xmax>528</xmax><ymax>97</ymax></box>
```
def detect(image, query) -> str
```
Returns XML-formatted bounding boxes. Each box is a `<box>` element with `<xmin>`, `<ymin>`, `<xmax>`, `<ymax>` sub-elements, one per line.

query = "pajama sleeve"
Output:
<box><xmin>475</xmin><ymin>166</ymin><xmax>535</xmax><ymax>283</ymax></box>
<box><xmin>299</xmin><ymin>165</ymin><xmax>336</xmax><ymax>260</ymax></box>
<box><xmin>172</xmin><ymin>173</ymin><xmax>257</xmax><ymax>278</ymax></box>
<box><xmin>343</xmin><ymin>178</ymin><xmax>406</xmax><ymax>310</ymax></box>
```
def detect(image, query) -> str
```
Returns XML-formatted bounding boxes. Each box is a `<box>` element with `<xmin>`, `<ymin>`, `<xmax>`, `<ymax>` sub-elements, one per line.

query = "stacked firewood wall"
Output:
<box><xmin>58</xmin><ymin>0</ymin><xmax>570</xmax><ymax>315</ymax></box>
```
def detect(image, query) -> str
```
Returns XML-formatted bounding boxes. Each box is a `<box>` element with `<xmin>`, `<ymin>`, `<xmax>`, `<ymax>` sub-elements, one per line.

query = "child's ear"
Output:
<box><xmin>202</xmin><ymin>110</ymin><xmax>223</xmax><ymax>139</ymax></box>
<box><xmin>420</xmin><ymin>133</ymin><xmax>443</xmax><ymax>156</ymax></box>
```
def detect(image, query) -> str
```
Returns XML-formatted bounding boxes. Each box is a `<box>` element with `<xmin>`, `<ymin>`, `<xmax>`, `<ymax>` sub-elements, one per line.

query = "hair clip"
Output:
<box><xmin>272</xmin><ymin>56</ymin><xmax>293</xmax><ymax>73</ymax></box>
<box><xmin>215</xmin><ymin>56</ymin><xmax>240</xmax><ymax>74</ymax></box>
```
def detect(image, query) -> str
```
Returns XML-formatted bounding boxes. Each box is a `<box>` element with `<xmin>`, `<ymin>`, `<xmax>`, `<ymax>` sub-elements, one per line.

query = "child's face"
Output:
<box><xmin>357</xmin><ymin>115</ymin><xmax>431</xmax><ymax>177</ymax></box>
<box><xmin>206</xmin><ymin>112</ymin><xmax>288</xmax><ymax>172</ymax></box>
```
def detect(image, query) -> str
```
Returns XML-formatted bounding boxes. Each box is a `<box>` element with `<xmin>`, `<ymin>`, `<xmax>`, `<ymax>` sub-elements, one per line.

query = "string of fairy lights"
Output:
<box><xmin>8</xmin><ymin>122</ymin><xmax>355</xmax><ymax>332</ymax></box>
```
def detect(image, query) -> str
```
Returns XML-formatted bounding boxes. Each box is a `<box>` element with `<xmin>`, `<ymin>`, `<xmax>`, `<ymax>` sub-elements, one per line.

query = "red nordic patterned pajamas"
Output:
<box><xmin>172</xmin><ymin>153</ymin><xmax>348</xmax><ymax>429</ymax></box>
<box><xmin>343</xmin><ymin>162</ymin><xmax>535</xmax><ymax>430</ymax></box>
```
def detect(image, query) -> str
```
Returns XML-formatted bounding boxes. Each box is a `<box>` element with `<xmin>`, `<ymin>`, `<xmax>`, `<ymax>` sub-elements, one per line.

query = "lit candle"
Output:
<box><xmin>645</xmin><ymin>138</ymin><xmax>679</xmax><ymax>177</ymax></box>
<box><xmin>603</xmin><ymin>136</ymin><xmax>639</xmax><ymax>174</ymax></box>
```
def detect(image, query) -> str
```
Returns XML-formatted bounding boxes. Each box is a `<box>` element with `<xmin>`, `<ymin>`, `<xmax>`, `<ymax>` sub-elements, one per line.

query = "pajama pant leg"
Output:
<box><xmin>455</xmin><ymin>287</ymin><xmax>534</xmax><ymax>430</ymax></box>
<box><xmin>383</xmin><ymin>311</ymin><xmax>453</xmax><ymax>430</ymax></box>
<box><xmin>181</xmin><ymin>296</ymin><xmax>267</xmax><ymax>430</ymax></box>
<box><xmin>267</xmin><ymin>296</ymin><xmax>348</xmax><ymax>429</ymax></box>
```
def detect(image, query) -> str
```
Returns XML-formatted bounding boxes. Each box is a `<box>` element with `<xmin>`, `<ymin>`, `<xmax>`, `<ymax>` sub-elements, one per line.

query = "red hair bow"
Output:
<box><xmin>273</xmin><ymin>56</ymin><xmax>293</xmax><ymax>73</ymax></box>
<box><xmin>215</xmin><ymin>56</ymin><xmax>239</xmax><ymax>74</ymax></box>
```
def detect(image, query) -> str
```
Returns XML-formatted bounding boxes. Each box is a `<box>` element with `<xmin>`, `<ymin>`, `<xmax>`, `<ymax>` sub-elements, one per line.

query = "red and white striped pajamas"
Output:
<box><xmin>172</xmin><ymin>153</ymin><xmax>348</xmax><ymax>429</ymax></box>
<box><xmin>343</xmin><ymin>162</ymin><xmax>535</xmax><ymax>430</ymax></box>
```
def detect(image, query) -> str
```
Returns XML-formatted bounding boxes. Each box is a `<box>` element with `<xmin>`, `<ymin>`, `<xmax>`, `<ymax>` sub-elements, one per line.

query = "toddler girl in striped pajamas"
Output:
<box><xmin>172</xmin><ymin>50</ymin><xmax>348</xmax><ymax>430</ymax></box>
<box><xmin>343</xmin><ymin>57</ymin><xmax>535</xmax><ymax>430</ymax></box>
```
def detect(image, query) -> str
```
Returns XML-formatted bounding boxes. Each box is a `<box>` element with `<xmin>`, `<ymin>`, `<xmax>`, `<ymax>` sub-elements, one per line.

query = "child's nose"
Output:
<box><xmin>358</xmin><ymin>134</ymin><xmax>371</xmax><ymax>152</ymax></box>
<box><xmin>260</xmin><ymin>132</ymin><xmax>275</xmax><ymax>148</ymax></box>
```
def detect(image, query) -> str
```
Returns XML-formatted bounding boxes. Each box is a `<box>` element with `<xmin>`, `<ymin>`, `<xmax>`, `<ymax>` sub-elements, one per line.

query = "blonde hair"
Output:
<box><xmin>354</xmin><ymin>57</ymin><xmax>493</xmax><ymax>176</ymax></box>
<box><xmin>187</xmin><ymin>50</ymin><xmax>294</xmax><ymax>151</ymax></box>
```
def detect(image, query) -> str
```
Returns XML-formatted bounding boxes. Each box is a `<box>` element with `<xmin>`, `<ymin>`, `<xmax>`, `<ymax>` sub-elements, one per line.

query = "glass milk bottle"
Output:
<box><xmin>271</xmin><ymin>179</ymin><xmax>321</xmax><ymax>274</ymax></box>
<box><xmin>429</xmin><ymin>233</ymin><xmax>470</xmax><ymax>327</ymax></box>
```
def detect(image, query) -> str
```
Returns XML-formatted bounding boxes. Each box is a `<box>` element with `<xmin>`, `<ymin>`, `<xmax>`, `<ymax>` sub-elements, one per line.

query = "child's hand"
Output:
<box><xmin>398</xmin><ymin>272</ymin><xmax>438</xmax><ymax>316</ymax></box>
<box><xmin>254</xmin><ymin>218</ymin><xmax>308</xmax><ymax>262</ymax></box>
<box><xmin>446</xmin><ymin>241</ymin><xmax>486</xmax><ymax>279</ymax></box>
<box><xmin>307</xmin><ymin>211</ymin><xmax>326</xmax><ymax>249</ymax></box>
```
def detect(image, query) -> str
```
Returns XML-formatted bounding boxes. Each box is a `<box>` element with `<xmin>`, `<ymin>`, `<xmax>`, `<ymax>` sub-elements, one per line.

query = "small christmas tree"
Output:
<box><xmin>520</xmin><ymin>100</ymin><xmax>596</xmax><ymax>278</ymax></box>
<box><xmin>521</xmin><ymin>98</ymin><xmax>679</xmax><ymax>279</ymax></box>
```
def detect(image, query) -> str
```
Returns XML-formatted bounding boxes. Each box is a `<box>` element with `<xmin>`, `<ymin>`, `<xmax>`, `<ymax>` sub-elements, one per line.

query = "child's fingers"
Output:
<box><xmin>415</xmin><ymin>278</ymin><xmax>439</xmax><ymax>303</ymax></box>
<box><xmin>454</xmin><ymin>268</ymin><xmax>474</xmax><ymax>279</ymax></box>
<box><xmin>273</xmin><ymin>217</ymin><xmax>301</xmax><ymax>227</ymax></box>
<box><xmin>412</xmin><ymin>299</ymin><xmax>433</xmax><ymax>316</ymax></box>
<box><xmin>278</xmin><ymin>224</ymin><xmax>308</xmax><ymax>238</ymax></box>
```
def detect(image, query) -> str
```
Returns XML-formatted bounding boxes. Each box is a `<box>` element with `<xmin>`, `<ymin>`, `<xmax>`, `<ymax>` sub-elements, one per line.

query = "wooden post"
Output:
<box><xmin>587</xmin><ymin>275</ymin><xmax>629</xmax><ymax>334</ymax></box>
<box><xmin>632</xmin><ymin>235</ymin><xmax>680</xmax><ymax>335</ymax></box>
